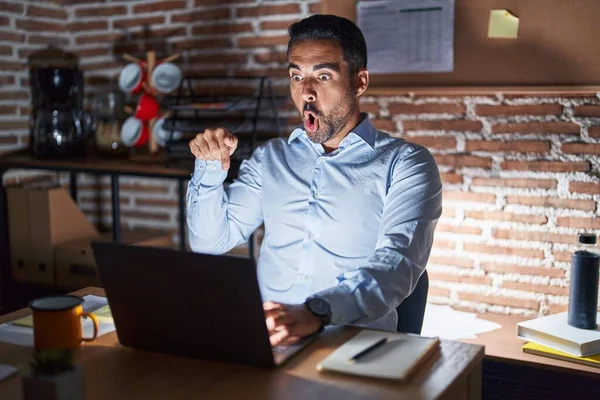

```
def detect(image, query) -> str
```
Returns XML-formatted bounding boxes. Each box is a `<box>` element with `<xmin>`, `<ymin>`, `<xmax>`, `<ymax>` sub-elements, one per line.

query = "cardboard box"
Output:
<box><xmin>6</xmin><ymin>187</ymin><xmax>31</xmax><ymax>282</ymax></box>
<box><xmin>7</xmin><ymin>186</ymin><xmax>98</xmax><ymax>285</ymax></box>
<box><xmin>27</xmin><ymin>187</ymin><xmax>98</xmax><ymax>285</ymax></box>
<box><xmin>54</xmin><ymin>231</ymin><xmax>172</xmax><ymax>289</ymax></box>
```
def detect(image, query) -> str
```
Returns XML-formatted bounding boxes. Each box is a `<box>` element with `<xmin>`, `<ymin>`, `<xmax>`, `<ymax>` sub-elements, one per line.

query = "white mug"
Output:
<box><xmin>118</xmin><ymin>63</ymin><xmax>145</xmax><ymax>94</ymax></box>
<box><xmin>121</xmin><ymin>116</ymin><xmax>149</xmax><ymax>147</ymax></box>
<box><xmin>151</xmin><ymin>62</ymin><xmax>182</xmax><ymax>94</ymax></box>
<box><xmin>152</xmin><ymin>116</ymin><xmax>182</xmax><ymax>147</ymax></box>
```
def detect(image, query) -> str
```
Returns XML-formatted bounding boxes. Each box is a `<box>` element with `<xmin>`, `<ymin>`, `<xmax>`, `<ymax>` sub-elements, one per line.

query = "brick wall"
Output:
<box><xmin>1</xmin><ymin>1</ymin><xmax>599</xmax><ymax>317</ymax></box>
<box><xmin>365</xmin><ymin>92</ymin><xmax>600</xmax><ymax>317</ymax></box>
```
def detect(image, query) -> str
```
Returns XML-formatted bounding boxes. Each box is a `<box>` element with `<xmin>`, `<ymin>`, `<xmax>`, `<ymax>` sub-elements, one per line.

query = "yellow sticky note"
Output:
<box><xmin>488</xmin><ymin>9</ymin><xmax>519</xmax><ymax>39</ymax></box>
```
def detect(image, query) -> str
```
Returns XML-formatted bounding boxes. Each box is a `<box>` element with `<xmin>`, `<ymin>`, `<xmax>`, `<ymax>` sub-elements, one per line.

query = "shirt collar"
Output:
<box><xmin>287</xmin><ymin>127</ymin><xmax>305</xmax><ymax>144</ymax></box>
<box><xmin>287</xmin><ymin>113</ymin><xmax>376</xmax><ymax>149</ymax></box>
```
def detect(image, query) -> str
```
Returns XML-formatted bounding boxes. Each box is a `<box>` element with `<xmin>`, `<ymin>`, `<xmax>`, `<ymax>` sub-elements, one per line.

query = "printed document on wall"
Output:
<box><xmin>357</xmin><ymin>0</ymin><xmax>455</xmax><ymax>74</ymax></box>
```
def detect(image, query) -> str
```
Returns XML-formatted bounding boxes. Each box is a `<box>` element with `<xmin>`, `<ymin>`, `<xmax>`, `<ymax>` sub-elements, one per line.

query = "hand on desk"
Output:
<box><xmin>263</xmin><ymin>301</ymin><xmax>322</xmax><ymax>347</ymax></box>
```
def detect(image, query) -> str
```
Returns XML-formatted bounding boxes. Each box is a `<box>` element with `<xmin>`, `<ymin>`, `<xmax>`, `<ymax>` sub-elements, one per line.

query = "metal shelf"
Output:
<box><xmin>156</xmin><ymin>76</ymin><xmax>284</xmax><ymax>259</ymax></box>
<box><xmin>159</xmin><ymin>76</ymin><xmax>284</xmax><ymax>168</ymax></box>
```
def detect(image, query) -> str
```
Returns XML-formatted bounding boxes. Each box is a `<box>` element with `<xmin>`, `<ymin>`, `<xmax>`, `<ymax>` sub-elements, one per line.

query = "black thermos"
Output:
<box><xmin>568</xmin><ymin>233</ymin><xmax>600</xmax><ymax>330</ymax></box>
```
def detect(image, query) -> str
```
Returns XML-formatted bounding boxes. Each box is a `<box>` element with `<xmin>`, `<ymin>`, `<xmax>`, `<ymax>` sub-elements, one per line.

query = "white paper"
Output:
<box><xmin>81</xmin><ymin>295</ymin><xmax>109</xmax><ymax>313</ymax></box>
<box><xmin>0</xmin><ymin>295</ymin><xmax>115</xmax><ymax>347</ymax></box>
<box><xmin>0</xmin><ymin>323</ymin><xmax>33</xmax><ymax>347</ymax></box>
<box><xmin>357</xmin><ymin>0</ymin><xmax>455</xmax><ymax>73</ymax></box>
<box><xmin>0</xmin><ymin>364</ymin><xmax>19</xmax><ymax>382</ymax></box>
<box><xmin>420</xmin><ymin>303</ymin><xmax>501</xmax><ymax>340</ymax></box>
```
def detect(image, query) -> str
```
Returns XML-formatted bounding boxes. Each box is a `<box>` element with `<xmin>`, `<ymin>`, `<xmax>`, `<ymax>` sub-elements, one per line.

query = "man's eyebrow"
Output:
<box><xmin>287</xmin><ymin>62</ymin><xmax>341</xmax><ymax>72</ymax></box>
<box><xmin>313</xmin><ymin>63</ymin><xmax>340</xmax><ymax>72</ymax></box>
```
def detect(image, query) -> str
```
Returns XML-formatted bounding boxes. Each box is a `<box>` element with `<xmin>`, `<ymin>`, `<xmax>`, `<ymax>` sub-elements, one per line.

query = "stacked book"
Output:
<box><xmin>517</xmin><ymin>311</ymin><xmax>600</xmax><ymax>368</ymax></box>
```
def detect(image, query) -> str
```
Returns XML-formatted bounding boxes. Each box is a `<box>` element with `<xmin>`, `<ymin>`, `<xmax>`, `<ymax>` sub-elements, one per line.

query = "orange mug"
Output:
<box><xmin>29</xmin><ymin>295</ymin><xmax>98</xmax><ymax>350</ymax></box>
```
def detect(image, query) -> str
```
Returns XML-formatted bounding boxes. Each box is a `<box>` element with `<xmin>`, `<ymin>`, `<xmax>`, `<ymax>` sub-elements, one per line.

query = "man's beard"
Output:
<box><xmin>301</xmin><ymin>90</ymin><xmax>356</xmax><ymax>144</ymax></box>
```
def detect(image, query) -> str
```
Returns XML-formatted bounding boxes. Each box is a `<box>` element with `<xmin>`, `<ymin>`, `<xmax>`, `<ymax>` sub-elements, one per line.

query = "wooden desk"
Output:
<box><xmin>460</xmin><ymin>313</ymin><xmax>599</xmax><ymax>376</ymax></box>
<box><xmin>0</xmin><ymin>287</ymin><xmax>484</xmax><ymax>400</ymax></box>
<box><xmin>459</xmin><ymin>312</ymin><xmax>599</xmax><ymax>400</ymax></box>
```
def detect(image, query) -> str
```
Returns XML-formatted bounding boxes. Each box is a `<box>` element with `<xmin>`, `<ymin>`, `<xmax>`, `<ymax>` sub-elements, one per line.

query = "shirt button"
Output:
<box><xmin>308</xmin><ymin>231</ymin><xmax>315</xmax><ymax>240</ymax></box>
<box><xmin>301</xmin><ymin>275</ymin><xmax>309</xmax><ymax>281</ymax></box>
<box><xmin>313</xmin><ymin>192</ymin><xmax>320</xmax><ymax>200</ymax></box>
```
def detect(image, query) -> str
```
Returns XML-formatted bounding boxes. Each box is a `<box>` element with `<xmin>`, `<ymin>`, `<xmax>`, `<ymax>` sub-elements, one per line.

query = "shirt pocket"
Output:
<box><xmin>317</xmin><ymin>187</ymin><xmax>383</xmax><ymax>258</ymax></box>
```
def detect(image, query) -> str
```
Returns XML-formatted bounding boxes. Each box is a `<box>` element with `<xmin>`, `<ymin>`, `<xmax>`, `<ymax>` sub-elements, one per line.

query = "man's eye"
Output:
<box><xmin>290</xmin><ymin>75</ymin><xmax>302</xmax><ymax>82</ymax></box>
<box><xmin>318</xmin><ymin>74</ymin><xmax>331</xmax><ymax>81</ymax></box>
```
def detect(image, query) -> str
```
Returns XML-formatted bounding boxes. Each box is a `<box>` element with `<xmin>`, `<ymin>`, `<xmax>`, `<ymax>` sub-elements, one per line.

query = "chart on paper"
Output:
<box><xmin>357</xmin><ymin>0</ymin><xmax>455</xmax><ymax>74</ymax></box>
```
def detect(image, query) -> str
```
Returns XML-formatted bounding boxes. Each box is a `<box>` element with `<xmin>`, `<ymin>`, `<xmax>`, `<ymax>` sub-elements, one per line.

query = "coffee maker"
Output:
<box><xmin>28</xmin><ymin>47</ymin><xmax>92</xmax><ymax>157</ymax></box>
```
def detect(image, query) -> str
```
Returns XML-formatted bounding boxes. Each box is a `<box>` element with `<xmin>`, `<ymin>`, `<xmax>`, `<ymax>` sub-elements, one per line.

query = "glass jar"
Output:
<box><xmin>32</xmin><ymin>109</ymin><xmax>86</xmax><ymax>157</ymax></box>
<box><xmin>90</xmin><ymin>91</ymin><xmax>128</xmax><ymax>156</ymax></box>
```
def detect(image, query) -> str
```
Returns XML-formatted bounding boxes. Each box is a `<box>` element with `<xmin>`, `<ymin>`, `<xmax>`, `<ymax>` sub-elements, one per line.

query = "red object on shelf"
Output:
<box><xmin>134</xmin><ymin>93</ymin><xmax>159</xmax><ymax>121</ymax></box>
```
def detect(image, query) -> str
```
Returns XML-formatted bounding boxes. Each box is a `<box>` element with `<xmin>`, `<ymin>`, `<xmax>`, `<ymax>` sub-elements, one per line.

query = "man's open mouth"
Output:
<box><xmin>304</xmin><ymin>111</ymin><xmax>319</xmax><ymax>132</ymax></box>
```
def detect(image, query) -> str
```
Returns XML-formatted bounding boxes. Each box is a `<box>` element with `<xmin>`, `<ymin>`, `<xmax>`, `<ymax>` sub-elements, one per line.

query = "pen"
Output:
<box><xmin>348</xmin><ymin>337</ymin><xmax>388</xmax><ymax>363</ymax></box>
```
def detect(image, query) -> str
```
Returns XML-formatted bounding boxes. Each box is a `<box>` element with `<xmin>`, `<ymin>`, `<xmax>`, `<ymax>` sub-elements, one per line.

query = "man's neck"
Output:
<box><xmin>321</xmin><ymin>110</ymin><xmax>363</xmax><ymax>154</ymax></box>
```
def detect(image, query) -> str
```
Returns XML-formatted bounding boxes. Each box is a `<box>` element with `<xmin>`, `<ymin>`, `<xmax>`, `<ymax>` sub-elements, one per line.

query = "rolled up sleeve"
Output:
<box><xmin>187</xmin><ymin>146</ymin><xmax>265</xmax><ymax>255</ymax></box>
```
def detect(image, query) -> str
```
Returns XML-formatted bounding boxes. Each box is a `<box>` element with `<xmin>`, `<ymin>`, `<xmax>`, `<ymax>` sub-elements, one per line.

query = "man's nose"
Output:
<box><xmin>301</xmin><ymin>81</ymin><xmax>316</xmax><ymax>103</ymax></box>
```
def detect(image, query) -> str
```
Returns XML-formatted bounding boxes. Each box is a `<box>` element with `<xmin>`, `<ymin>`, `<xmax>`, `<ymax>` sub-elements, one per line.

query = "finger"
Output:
<box><xmin>263</xmin><ymin>301</ymin><xmax>284</xmax><ymax>311</ymax></box>
<box><xmin>219</xmin><ymin>131</ymin><xmax>236</xmax><ymax>170</ymax></box>
<box><xmin>279</xmin><ymin>322</ymin><xmax>301</xmax><ymax>337</ymax></box>
<box><xmin>278</xmin><ymin>335</ymin><xmax>301</xmax><ymax>346</ymax></box>
<box><xmin>265</xmin><ymin>309</ymin><xmax>286</xmax><ymax>324</ymax></box>
<box><xmin>189</xmin><ymin>140</ymin><xmax>203</xmax><ymax>159</ymax></box>
<box><xmin>266</xmin><ymin>315</ymin><xmax>290</xmax><ymax>334</ymax></box>
<box><xmin>269</xmin><ymin>328</ymin><xmax>289</xmax><ymax>347</ymax></box>
<box><xmin>205</xmin><ymin>134</ymin><xmax>222</xmax><ymax>162</ymax></box>
<box><xmin>219</xmin><ymin>144</ymin><xmax>231</xmax><ymax>170</ymax></box>
<box><xmin>224</xmin><ymin>134</ymin><xmax>238</xmax><ymax>155</ymax></box>
<box><xmin>266</xmin><ymin>316</ymin><xmax>276</xmax><ymax>333</ymax></box>
<box><xmin>272</xmin><ymin>312</ymin><xmax>295</xmax><ymax>328</ymax></box>
<box><xmin>195</xmin><ymin>136</ymin><xmax>213</xmax><ymax>160</ymax></box>
<box><xmin>264</xmin><ymin>308</ymin><xmax>286</xmax><ymax>321</ymax></box>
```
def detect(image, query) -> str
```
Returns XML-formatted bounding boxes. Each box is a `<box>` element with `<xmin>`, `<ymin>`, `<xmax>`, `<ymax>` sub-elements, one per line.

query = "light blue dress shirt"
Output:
<box><xmin>187</xmin><ymin>115</ymin><xmax>442</xmax><ymax>331</ymax></box>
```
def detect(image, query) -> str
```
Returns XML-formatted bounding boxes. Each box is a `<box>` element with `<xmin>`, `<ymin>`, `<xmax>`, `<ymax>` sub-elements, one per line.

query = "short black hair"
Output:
<box><xmin>287</xmin><ymin>14</ymin><xmax>367</xmax><ymax>75</ymax></box>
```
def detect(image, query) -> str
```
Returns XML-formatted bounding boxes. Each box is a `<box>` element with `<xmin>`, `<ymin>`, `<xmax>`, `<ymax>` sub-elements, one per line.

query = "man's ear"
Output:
<box><xmin>355</xmin><ymin>69</ymin><xmax>369</xmax><ymax>98</ymax></box>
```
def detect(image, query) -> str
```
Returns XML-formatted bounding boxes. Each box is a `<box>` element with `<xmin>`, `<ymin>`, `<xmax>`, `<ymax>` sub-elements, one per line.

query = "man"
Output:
<box><xmin>187</xmin><ymin>15</ymin><xmax>442</xmax><ymax>346</ymax></box>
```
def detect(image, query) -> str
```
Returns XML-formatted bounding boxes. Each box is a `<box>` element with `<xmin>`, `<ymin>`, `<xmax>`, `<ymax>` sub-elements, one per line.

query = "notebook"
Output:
<box><xmin>517</xmin><ymin>312</ymin><xmax>600</xmax><ymax>356</ymax></box>
<box><xmin>316</xmin><ymin>330</ymin><xmax>440</xmax><ymax>382</ymax></box>
<box><xmin>522</xmin><ymin>342</ymin><xmax>600</xmax><ymax>369</ymax></box>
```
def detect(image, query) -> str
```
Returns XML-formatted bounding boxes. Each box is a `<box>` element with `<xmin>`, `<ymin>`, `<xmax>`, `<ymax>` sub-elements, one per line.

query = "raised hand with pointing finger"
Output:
<box><xmin>189</xmin><ymin>127</ymin><xmax>238</xmax><ymax>170</ymax></box>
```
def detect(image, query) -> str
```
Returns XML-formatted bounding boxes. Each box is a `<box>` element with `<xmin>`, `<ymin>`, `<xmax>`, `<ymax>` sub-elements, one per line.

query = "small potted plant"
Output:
<box><xmin>22</xmin><ymin>349</ymin><xmax>84</xmax><ymax>400</ymax></box>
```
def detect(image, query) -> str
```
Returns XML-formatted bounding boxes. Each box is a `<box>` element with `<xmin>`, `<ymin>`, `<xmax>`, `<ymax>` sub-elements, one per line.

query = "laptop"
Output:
<box><xmin>91</xmin><ymin>242</ymin><xmax>318</xmax><ymax>368</ymax></box>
